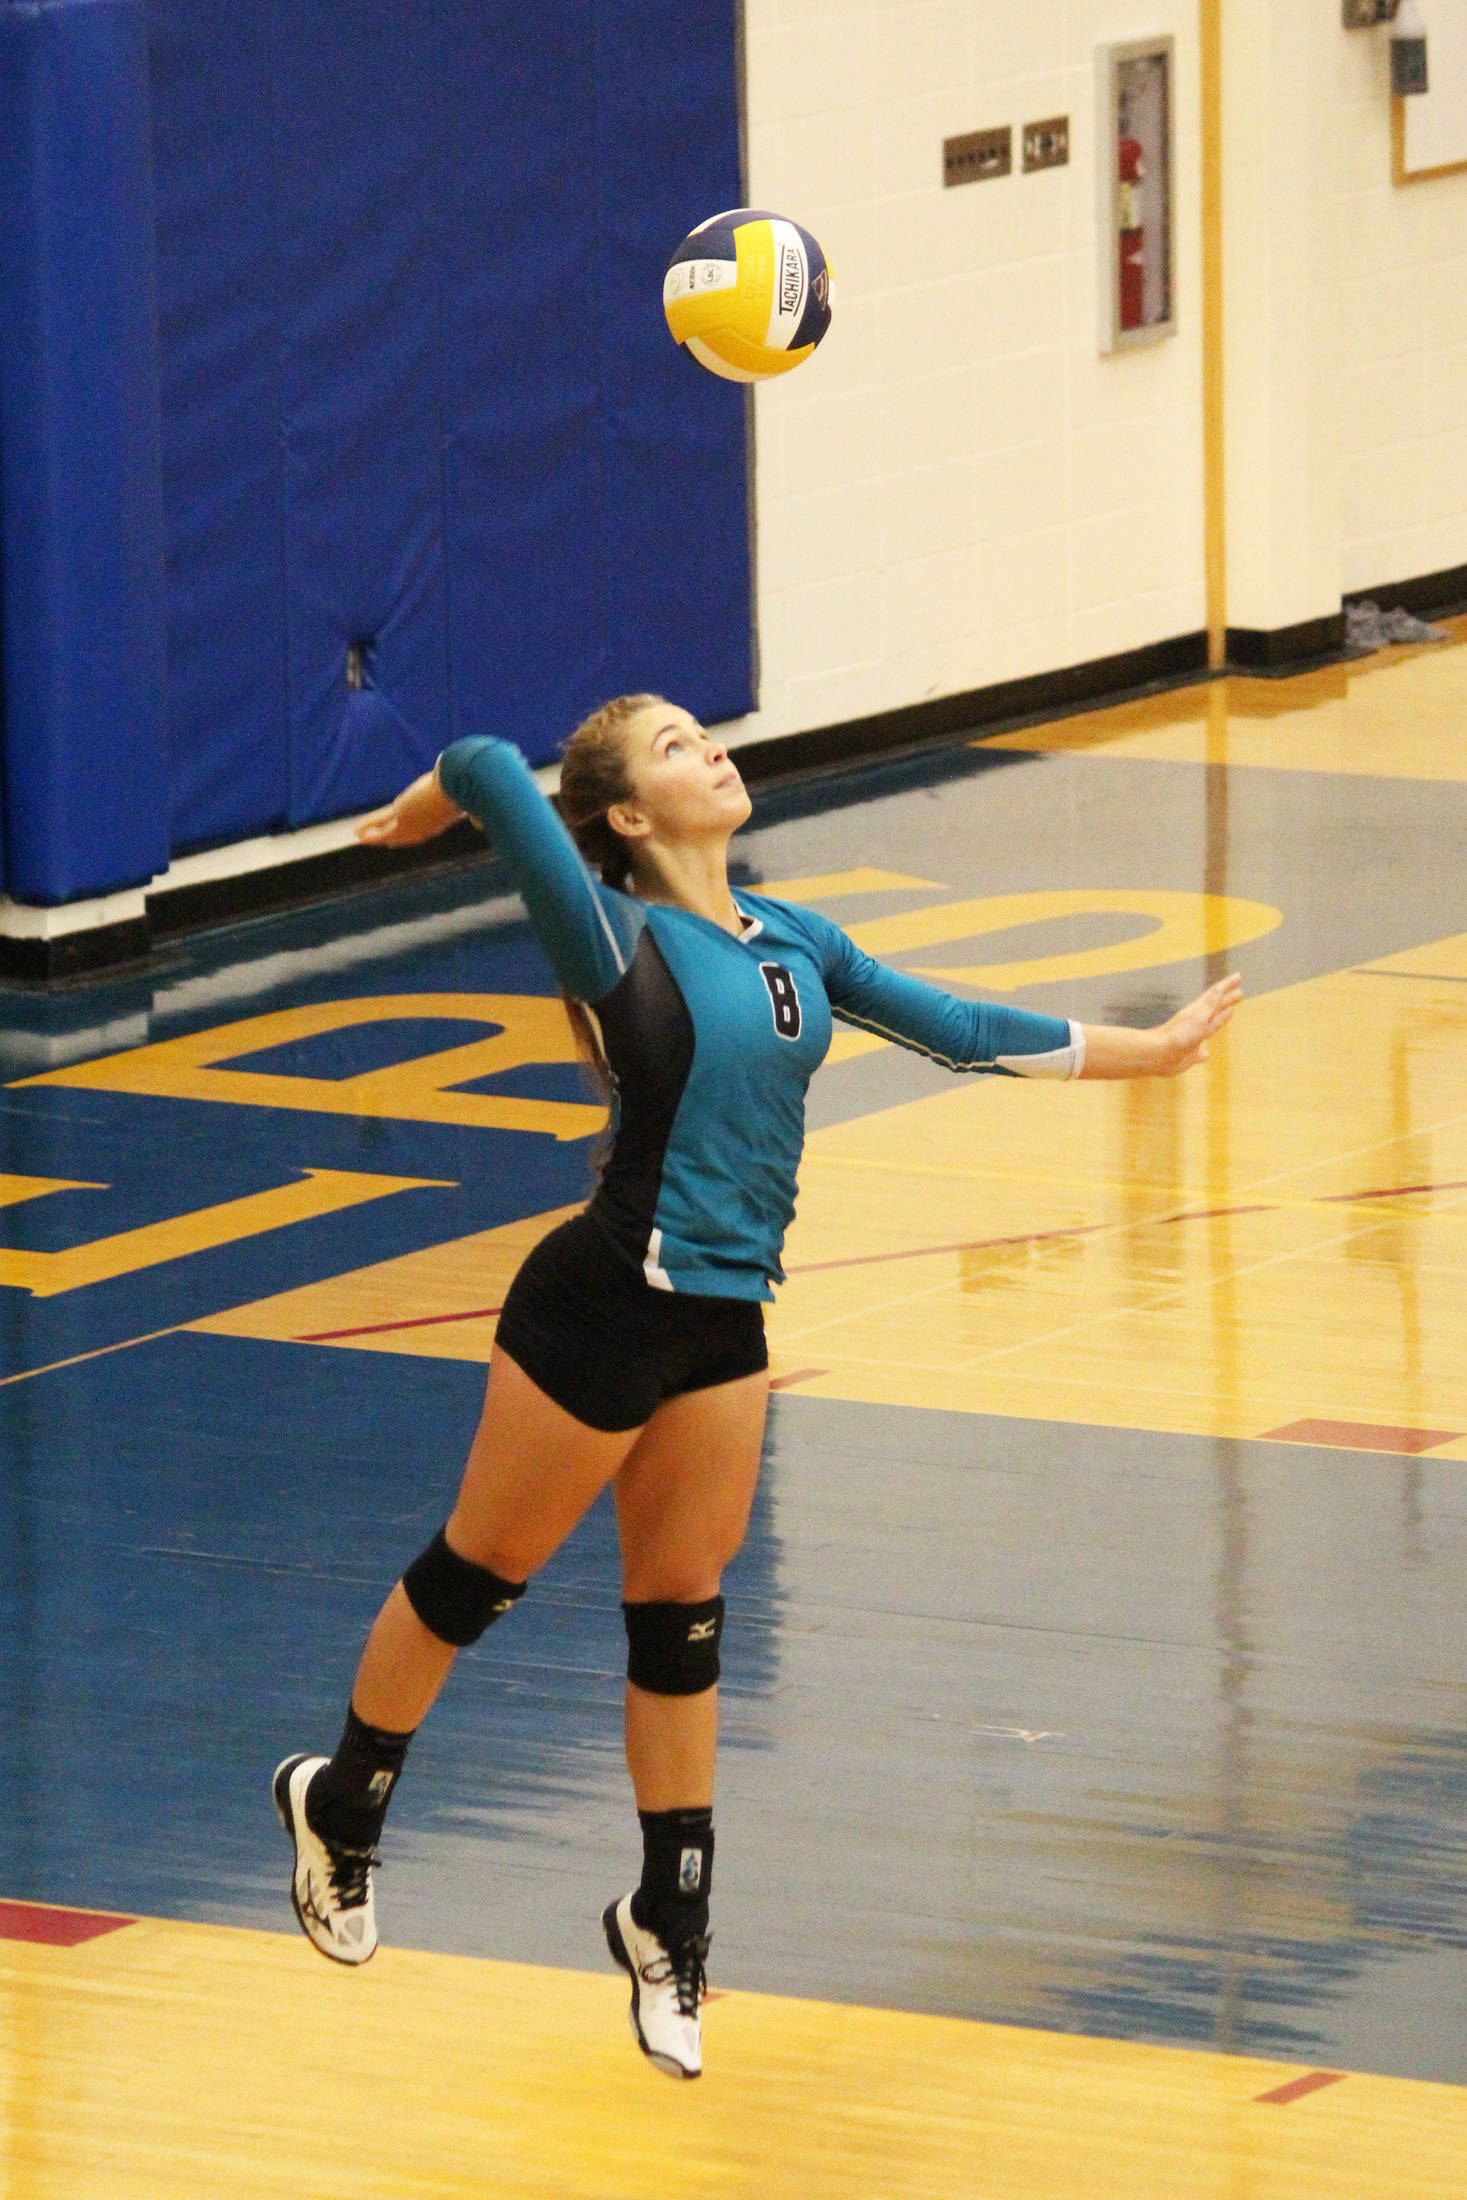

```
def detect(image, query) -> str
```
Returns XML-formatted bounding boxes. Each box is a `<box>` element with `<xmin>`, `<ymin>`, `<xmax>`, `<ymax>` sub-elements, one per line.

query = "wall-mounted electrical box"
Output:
<box><xmin>1096</xmin><ymin>38</ymin><xmax>1177</xmax><ymax>352</ymax></box>
<box><xmin>1022</xmin><ymin>117</ymin><xmax>1070</xmax><ymax>172</ymax></box>
<box><xmin>943</xmin><ymin>127</ymin><xmax>1012</xmax><ymax>186</ymax></box>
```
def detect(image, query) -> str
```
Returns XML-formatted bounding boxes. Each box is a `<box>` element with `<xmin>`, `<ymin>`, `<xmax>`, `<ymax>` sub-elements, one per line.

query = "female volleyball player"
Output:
<box><xmin>274</xmin><ymin>695</ymin><xmax>1241</xmax><ymax>2078</ymax></box>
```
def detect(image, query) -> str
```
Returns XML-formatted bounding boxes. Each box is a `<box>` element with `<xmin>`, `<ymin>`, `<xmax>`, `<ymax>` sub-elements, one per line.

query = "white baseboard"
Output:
<box><xmin>0</xmin><ymin>758</ymin><xmax>564</xmax><ymax>942</ymax></box>
<box><xmin>0</xmin><ymin>887</ymin><xmax>149</xmax><ymax>941</ymax></box>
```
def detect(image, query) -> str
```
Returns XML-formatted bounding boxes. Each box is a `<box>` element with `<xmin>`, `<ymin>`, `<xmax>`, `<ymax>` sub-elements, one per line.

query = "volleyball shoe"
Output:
<box><xmin>272</xmin><ymin>1754</ymin><xmax>378</xmax><ymax>1965</ymax></box>
<box><xmin>602</xmin><ymin>1891</ymin><xmax>709</xmax><ymax>2078</ymax></box>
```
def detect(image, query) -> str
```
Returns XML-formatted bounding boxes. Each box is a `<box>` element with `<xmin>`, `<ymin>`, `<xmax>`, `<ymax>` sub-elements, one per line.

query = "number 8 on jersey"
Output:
<box><xmin>759</xmin><ymin>962</ymin><xmax>803</xmax><ymax>1041</ymax></box>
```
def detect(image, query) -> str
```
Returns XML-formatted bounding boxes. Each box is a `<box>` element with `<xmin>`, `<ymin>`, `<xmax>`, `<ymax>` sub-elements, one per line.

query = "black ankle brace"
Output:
<box><xmin>306</xmin><ymin>1705</ymin><xmax>414</xmax><ymax>1850</ymax></box>
<box><xmin>632</xmin><ymin>1805</ymin><xmax>714</xmax><ymax>1943</ymax></box>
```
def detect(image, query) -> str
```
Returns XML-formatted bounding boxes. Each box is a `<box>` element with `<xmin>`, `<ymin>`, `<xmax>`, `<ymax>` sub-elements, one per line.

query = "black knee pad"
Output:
<box><xmin>402</xmin><ymin>1526</ymin><xmax>525</xmax><ymax>1648</ymax></box>
<box><xmin>622</xmin><ymin>1597</ymin><xmax>725</xmax><ymax>1695</ymax></box>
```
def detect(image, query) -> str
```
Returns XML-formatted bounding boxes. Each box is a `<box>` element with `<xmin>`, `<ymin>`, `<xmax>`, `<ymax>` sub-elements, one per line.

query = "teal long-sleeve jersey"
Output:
<box><xmin>438</xmin><ymin>737</ymin><xmax>1085</xmax><ymax>1302</ymax></box>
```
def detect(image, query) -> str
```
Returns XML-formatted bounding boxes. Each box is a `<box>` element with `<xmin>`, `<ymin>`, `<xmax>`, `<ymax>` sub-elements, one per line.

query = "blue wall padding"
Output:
<box><xmin>146</xmin><ymin>6</ymin><xmax>289</xmax><ymax>851</ymax></box>
<box><xmin>150</xmin><ymin>0</ymin><xmax>752</xmax><ymax>855</ymax></box>
<box><xmin>435</xmin><ymin>7</ymin><xmax>612</xmax><ymax>765</ymax></box>
<box><xmin>270</xmin><ymin>0</ymin><xmax>454</xmax><ymax>830</ymax></box>
<box><xmin>592</xmin><ymin>6</ymin><xmax>755</xmax><ymax>716</ymax></box>
<box><xmin>0</xmin><ymin>0</ymin><xmax>749</xmax><ymax>891</ymax></box>
<box><xmin>0</xmin><ymin>0</ymin><xmax>171</xmax><ymax>903</ymax></box>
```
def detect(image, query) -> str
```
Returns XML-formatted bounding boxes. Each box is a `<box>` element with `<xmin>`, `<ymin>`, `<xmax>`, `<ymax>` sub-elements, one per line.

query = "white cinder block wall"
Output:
<box><xmin>725</xmin><ymin>4</ymin><xmax>1467</xmax><ymax>751</ymax></box>
<box><xmin>726</xmin><ymin>0</ymin><xmax>1206</xmax><ymax>747</ymax></box>
<box><xmin>1337</xmin><ymin>31</ymin><xmax>1467</xmax><ymax>597</ymax></box>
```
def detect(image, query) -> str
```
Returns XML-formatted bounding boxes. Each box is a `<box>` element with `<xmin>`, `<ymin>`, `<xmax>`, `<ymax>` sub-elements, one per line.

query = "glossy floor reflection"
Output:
<box><xmin>13</xmin><ymin>1913</ymin><xmax>1467</xmax><ymax>2200</ymax></box>
<box><xmin>6</xmin><ymin>628</ymin><xmax>1467</xmax><ymax>2187</ymax></box>
<box><xmin>5</xmin><ymin>1344</ymin><xmax>1467</xmax><ymax>2085</ymax></box>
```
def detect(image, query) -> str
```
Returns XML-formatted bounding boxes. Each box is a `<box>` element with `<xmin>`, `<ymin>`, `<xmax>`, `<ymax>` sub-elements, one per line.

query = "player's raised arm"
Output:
<box><xmin>357</xmin><ymin>767</ymin><xmax>464</xmax><ymax>846</ymax></box>
<box><xmin>357</xmin><ymin>737</ymin><xmax>639</xmax><ymax>1004</ymax></box>
<box><xmin>1077</xmin><ymin>973</ymin><xmax>1243</xmax><ymax>1079</ymax></box>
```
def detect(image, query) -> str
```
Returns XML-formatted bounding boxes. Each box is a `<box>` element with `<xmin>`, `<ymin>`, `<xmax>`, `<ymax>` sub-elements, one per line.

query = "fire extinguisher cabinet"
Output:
<box><xmin>1097</xmin><ymin>37</ymin><xmax>1177</xmax><ymax>353</ymax></box>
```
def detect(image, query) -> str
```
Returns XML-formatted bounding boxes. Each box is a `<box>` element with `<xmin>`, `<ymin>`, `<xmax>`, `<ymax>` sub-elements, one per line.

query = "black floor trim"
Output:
<box><xmin>1346</xmin><ymin>560</ymin><xmax>1467</xmax><ymax>623</ymax></box>
<box><xmin>730</xmin><ymin>630</ymin><xmax>1210</xmax><ymax>790</ymax></box>
<box><xmin>1225</xmin><ymin>611</ymin><xmax>1348</xmax><ymax>676</ymax></box>
<box><xmin>0</xmin><ymin>916</ymin><xmax>155</xmax><ymax>987</ymax></box>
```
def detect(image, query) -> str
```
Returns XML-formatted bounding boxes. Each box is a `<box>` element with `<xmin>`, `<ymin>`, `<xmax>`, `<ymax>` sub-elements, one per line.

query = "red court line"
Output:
<box><xmin>285</xmin><ymin>1175</ymin><xmax>1467</xmax><ymax>1344</ymax></box>
<box><xmin>1161</xmin><ymin>1204</ymin><xmax>1276</xmax><ymax>1223</ymax></box>
<box><xmin>294</xmin><ymin>1224</ymin><xmax>1121</xmax><ymax>1339</ymax></box>
<box><xmin>1264</xmin><ymin>1418</ymin><xmax>1462</xmax><ymax>1455</ymax></box>
<box><xmin>298</xmin><ymin>1304</ymin><xmax>503</xmax><ymax>1342</ymax></box>
<box><xmin>0</xmin><ymin>1898</ymin><xmax>136</xmax><ymax>1947</ymax></box>
<box><xmin>1320</xmin><ymin>1177</ymin><xmax>1467</xmax><ymax>1203</ymax></box>
<box><xmin>1254</xmin><ymin>2070</ymin><xmax>1346</xmax><ymax>2106</ymax></box>
<box><xmin>769</xmin><ymin>1368</ymin><xmax>829</xmax><ymax>1390</ymax></box>
<box><xmin>782</xmin><ymin>1179</ymin><xmax>1467</xmax><ymax>1279</ymax></box>
<box><xmin>784</xmin><ymin>1219</ymin><xmax>1117</xmax><ymax>1276</ymax></box>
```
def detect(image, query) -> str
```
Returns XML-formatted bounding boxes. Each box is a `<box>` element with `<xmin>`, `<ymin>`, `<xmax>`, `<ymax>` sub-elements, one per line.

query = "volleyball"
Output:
<box><xmin>663</xmin><ymin>209</ymin><xmax>833</xmax><ymax>382</ymax></box>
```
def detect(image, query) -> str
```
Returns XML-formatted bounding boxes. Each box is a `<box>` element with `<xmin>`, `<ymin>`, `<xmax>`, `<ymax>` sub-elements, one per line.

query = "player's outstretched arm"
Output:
<box><xmin>1078</xmin><ymin>973</ymin><xmax>1243</xmax><ymax>1079</ymax></box>
<box><xmin>356</xmin><ymin>767</ymin><xmax>465</xmax><ymax>848</ymax></box>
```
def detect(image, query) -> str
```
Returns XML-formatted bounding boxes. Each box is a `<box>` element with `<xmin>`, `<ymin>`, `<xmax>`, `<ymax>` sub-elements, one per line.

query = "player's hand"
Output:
<box><xmin>1151</xmin><ymin>973</ymin><xmax>1243</xmax><ymax>1075</ymax></box>
<box><xmin>357</xmin><ymin>770</ymin><xmax>464</xmax><ymax>848</ymax></box>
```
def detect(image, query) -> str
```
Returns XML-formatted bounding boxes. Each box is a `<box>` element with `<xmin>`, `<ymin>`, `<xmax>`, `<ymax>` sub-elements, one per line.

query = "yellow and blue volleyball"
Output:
<box><xmin>663</xmin><ymin>208</ymin><xmax>833</xmax><ymax>382</ymax></box>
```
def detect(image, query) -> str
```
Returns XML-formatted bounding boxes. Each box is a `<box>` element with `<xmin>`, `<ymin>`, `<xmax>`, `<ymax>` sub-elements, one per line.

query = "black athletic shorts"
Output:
<box><xmin>494</xmin><ymin>1211</ymin><xmax>768</xmax><ymax>1433</ymax></box>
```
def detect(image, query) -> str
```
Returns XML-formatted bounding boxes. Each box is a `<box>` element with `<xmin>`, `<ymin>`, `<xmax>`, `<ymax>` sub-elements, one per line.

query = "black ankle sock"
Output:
<box><xmin>631</xmin><ymin>1806</ymin><xmax>714</xmax><ymax>1945</ymax></box>
<box><xmin>305</xmin><ymin>1706</ymin><xmax>414</xmax><ymax>1851</ymax></box>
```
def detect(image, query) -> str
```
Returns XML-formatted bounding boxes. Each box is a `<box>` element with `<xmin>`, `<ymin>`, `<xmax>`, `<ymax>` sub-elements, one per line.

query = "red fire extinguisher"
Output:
<box><xmin>1117</xmin><ymin>134</ymin><xmax>1145</xmax><ymax>331</ymax></box>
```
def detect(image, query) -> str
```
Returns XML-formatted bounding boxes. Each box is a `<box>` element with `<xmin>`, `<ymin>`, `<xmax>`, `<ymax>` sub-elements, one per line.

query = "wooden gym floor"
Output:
<box><xmin>4</xmin><ymin>624</ymin><xmax>1467</xmax><ymax>2194</ymax></box>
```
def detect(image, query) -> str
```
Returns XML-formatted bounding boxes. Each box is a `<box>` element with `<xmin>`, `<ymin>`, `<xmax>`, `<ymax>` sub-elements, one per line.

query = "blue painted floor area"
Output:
<box><xmin>0</xmin><ymin>884</ymin><xmax>604</xmax><ymax>1375</ymax></box>
<box><xmin>5</xmin><ymin>733</ymin><xmax>1467</xmax><ymax>2086</ymax></box>
<box><xmin>4</xmin><ymin>1335</ymin><xmax>1467</xmax><ymax>2084</ymax></box>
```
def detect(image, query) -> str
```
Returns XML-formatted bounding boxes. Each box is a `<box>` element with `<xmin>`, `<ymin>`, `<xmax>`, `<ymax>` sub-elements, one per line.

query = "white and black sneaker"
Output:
<box><xmin>602</xmin><ymin>1891</ymin><xmax>709</xmax><ymax>2079</ymax></box>
<box><xmin>272</xmin><ymin>1754</ymin><xmax>378</xmax><ymax>1966</ymax></box>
